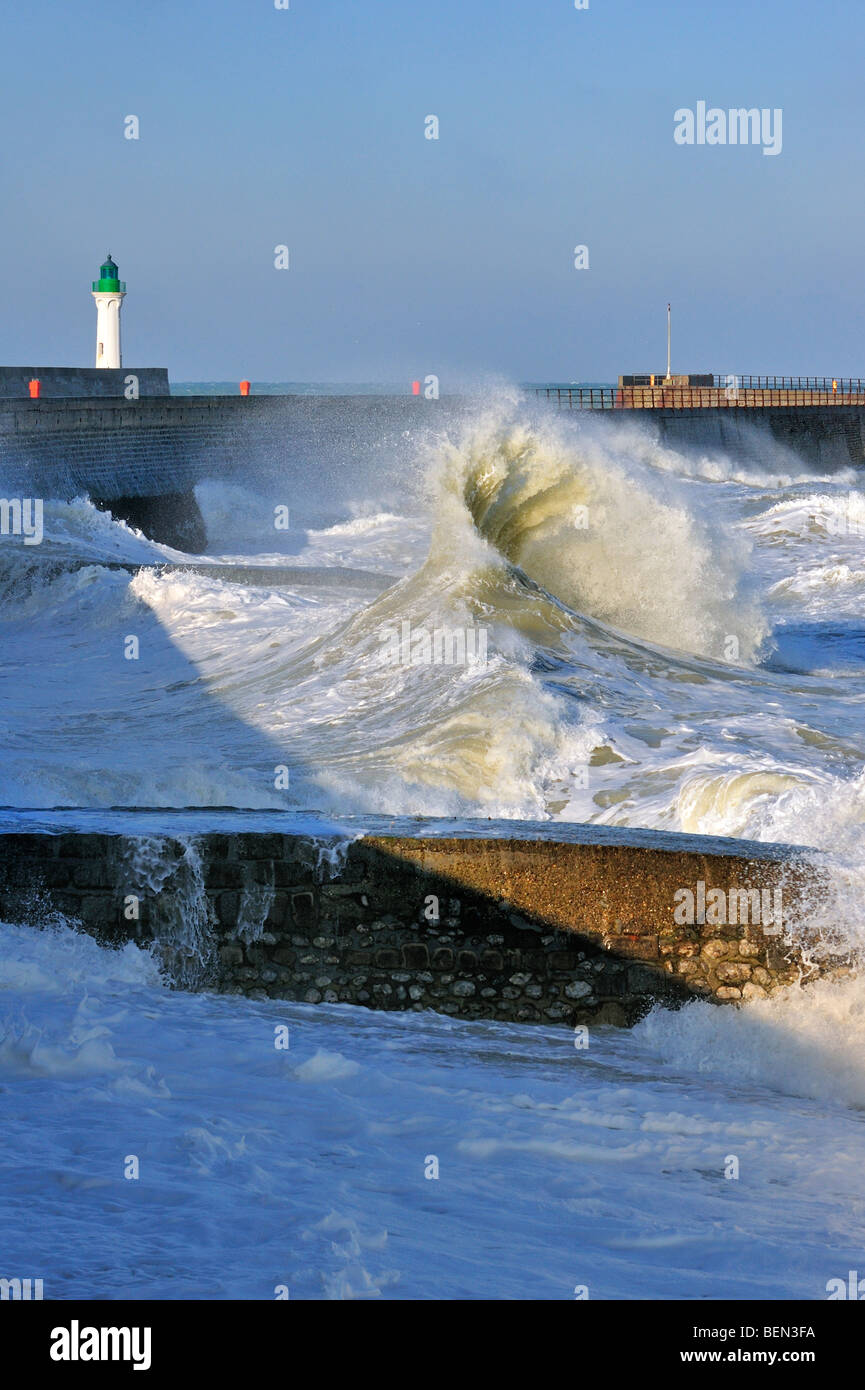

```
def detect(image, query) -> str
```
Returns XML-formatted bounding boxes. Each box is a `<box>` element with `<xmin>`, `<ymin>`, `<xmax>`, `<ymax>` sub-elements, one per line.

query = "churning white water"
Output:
<box><xmin>0</xmin><ymin>392</ymin><xmax>863</xmax><ymax>1298</ymax></box>
<box><xmin>1</xmin><ymin>918</ymin><xmax>864</xmax><ymax>1300</ymax></box>
<box><xmin>0</xmin><ymin>396</ymin><xmax>860</xmax><ymax>839</ymax></box>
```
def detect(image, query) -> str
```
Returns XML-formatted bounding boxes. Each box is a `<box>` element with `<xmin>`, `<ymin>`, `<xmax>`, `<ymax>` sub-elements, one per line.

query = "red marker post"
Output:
<box><xmin>411</xmin><ymin>380</ymin><xmax>421</xmax><ymax>396</ymax></box>
<box><xmin>28</xmin><ymin>379</ymin><xmax>40</xmax><ymax>398</ymax></box>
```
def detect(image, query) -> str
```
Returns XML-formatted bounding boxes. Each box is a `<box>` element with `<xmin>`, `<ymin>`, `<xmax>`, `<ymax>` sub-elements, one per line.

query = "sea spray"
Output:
<box><xmin>115</xmin><ymin>835</ymin><xmax>357</xmax><ymax>968</ymax></box>
<box><xmin>233</xmin><ymin>871</ymin><xmax>275</xmax><ymax>948</ymax></box>
<box><xmin>425</xmin><ymin>403</ymin><xmax>769</xmax><ymax>661</ymax></box>
<box><xmin>0</xmin><ymin>396</ymin><xmax>860</xmax><ymax>845</ymax></box>
<box><xmin>636</xmin><ymin>971</ymin><xmax>865</xmax><ymax>1109</ymax></box>
<box><xmin>120</xmin><ymin>837</ymin><xmax>217</xmax><ymax>990</ymax></box>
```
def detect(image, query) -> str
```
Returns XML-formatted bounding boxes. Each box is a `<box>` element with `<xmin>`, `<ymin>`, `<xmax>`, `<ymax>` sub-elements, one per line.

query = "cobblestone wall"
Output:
<box><xmin>0</xmin><ymin>831</ymin><xmax>851</xmax><ymax>1028</ymax></box>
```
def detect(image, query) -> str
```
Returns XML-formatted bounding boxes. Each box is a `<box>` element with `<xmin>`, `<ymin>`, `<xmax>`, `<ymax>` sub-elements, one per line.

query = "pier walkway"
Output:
<box><xmin>536</xmin><ymin>376</ymin><xmax>865</xmax><ymax>410</ymax></box>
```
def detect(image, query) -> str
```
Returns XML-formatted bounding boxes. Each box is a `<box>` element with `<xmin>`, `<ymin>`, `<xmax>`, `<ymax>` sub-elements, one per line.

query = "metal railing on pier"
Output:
<box><xmin>710</xmin><ymin>375</ymin><xmax>865</xmax><ymax>393</ymax></box>
<box><xmin>533</xmin><ymin>383</ymin><xmax>865</xmax><ymax>410</ymax></box>
<box><xmin>535</xmin><ymin>387</ymin><xmax>619</xmax><ymax>409</ymax></box>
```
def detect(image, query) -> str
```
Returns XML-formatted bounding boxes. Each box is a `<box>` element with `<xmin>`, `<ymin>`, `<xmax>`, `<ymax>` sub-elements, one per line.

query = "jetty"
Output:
<box><xmin>534</xmin><ymin>373</ymin><xmax>865</xmax><ymax>466</ymax></box>
<box><xmin>0</xmin><ymin>815</ymin><xmax>852</xmax><ymax>1026</ymax></box>
<box><xmin>2</xmin><ymin>377</ymin><xmax>865</xmax><ymax>551</ymax></box>
<box><xmin>536</xmin><ymin>373</ymin><xmax>865</xmax><ymax>410</ymax></box>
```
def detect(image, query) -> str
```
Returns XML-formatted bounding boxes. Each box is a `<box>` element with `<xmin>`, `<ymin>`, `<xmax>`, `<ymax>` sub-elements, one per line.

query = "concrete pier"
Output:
<box><xmin>4</xmin><ymin>395</ymin><xmax>864</xmax><ymax>505</ymax></box>
<box><xmin>0</xmin><ymin>819</ymin><xmax>852</xmax><ymax>1026</ymax></box>
<box><xmin>536</xmin><ymin>389</ymin><xmax>865</xmax><ymax>468</ymax></box>
<box><xmin>0</xmin><ymin>395</ymin><xmax>452</xmax><ymax>547</ymax></box>
<box><xmin>631</xmin><ymin>405</ymin><xmax>865</xmax><ymax>469</ymax></box>
<box><xmin>0</xmin><ymin>367</ymin><xmax>170</xmax><ymax>399</ymax></box>
<box><xmin>0</xmin><ymin>394</ymin><xmax>450</xmax><ymax>495</ymax></box>
<box><xmin>1</xmin><ymin>392</ymin><xmax>862</xmax><ymax>550</ymax></box>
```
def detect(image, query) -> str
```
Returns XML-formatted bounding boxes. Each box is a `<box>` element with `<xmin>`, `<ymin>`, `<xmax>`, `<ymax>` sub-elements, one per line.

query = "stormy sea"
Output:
<box><xmin>1</xmin><ymin>390</ymin><xmax>863</xmax><ymax>1299</ymax></box>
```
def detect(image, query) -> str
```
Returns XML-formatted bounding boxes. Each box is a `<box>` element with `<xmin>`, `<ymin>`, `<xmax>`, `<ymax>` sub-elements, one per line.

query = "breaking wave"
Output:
<box><xmin>0</xmin><ymin>395</ymin><xmax>858</xmax><ymax>872</ymax></box>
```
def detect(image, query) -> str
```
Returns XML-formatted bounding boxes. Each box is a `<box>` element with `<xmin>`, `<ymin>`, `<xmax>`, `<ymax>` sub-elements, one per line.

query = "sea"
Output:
<box><xmin>1</xmin><ymin>386</ymin><xmax>863</xmax><ymax>1299</ymax></box>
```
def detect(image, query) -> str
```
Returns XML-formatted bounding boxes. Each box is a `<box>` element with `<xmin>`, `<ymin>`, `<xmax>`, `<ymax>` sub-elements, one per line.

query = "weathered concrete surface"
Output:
<box><xmin>0</xmin><ymin>395</ymin><xmax>452</xmax><ymax>501</ymax></box>
<box><xmin>0</xmin><ymin>829</ymin><xmax>852</xmax><ymax>1027</ymax></box>
<box><xmin>0</xmin><ymin>367</ymin><xmax>169</xmax><ymax>399</ymax></box>
<box><xmin>1</xmin><ymin>394</ymin><xmax>861</xmax><ymax>549</ymax></box>
<box><xmin>0</xmin><ymin>395</ymin><xmax>261</xmax><ymax>501</ymax></box>
<box><xmin>612</xmin><ymin>405</ymin><xmax>865</xmax><ymax>468</ymax></box>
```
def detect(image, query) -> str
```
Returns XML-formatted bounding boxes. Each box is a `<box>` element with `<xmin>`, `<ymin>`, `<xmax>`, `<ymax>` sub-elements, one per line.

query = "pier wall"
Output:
<box><xmin>0</xmin><ymin>367</ymin><xmax>169</xmax><ymax>399</ymax></box>
<box><xmin>1</xmin><ymin>394</ymin><xmax>862</xmax><ymax>549</ymax></box>
<box><xmin>0</xmin><ymin>396</ymin><xmax>266</xmax><ymax>499</ymax></box>
<box><xmin>645</xmin><ymin>405</ymin><xmax>865</xmax><ymax>468</ymax></box>
<box><xmin>2</xmin><ymin>396</ymin><xmax>863</xmax><ymax>503</ymax></box>
<box><xmin>0</xmin><ymin>830</ymin><xmax>850</xmax><ymax>1027</ymax></box>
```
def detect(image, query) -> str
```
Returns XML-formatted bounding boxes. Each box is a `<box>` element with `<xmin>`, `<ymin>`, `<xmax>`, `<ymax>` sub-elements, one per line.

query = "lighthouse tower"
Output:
<box><xmin>92</xmin><ymin>255</ymin><xmax>126</xmax><ymax>369</ymax></box>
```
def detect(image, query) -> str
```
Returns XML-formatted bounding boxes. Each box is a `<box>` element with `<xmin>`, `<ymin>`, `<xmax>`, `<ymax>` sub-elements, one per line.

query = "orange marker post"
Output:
<box><xmin>239</xmin><ymin>380</ymin><xmax>251</xmax><ymax>397</ymax></box>
<box><xmin>28</xmin><ymin>379</ymin><xmax>40</xmax><ymax>398</ymax></box>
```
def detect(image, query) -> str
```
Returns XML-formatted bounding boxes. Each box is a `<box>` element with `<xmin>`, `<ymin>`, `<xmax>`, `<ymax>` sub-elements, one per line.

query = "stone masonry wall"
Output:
<box><xmin>0</xmin><ymin>831</ymin><xmax>852</xmax><ymax>1028</ymax></box>
<box><xmin>3</xmin><ymin>396</ymin><xmax>863</xmax><ymax>508</ymax></box>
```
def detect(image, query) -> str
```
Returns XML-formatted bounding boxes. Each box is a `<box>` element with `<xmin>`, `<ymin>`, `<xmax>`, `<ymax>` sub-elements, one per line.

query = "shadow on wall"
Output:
<box><xmin>0</xmin><ymin>828</ymin><xmax>848</xmax><ymax>1028</ymax></box>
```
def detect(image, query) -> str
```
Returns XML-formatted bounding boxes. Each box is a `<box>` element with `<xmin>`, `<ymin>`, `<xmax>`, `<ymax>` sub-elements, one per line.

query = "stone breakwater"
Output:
<box><xmin>646</xmin><ymin>404</ymin><xmax>865</xmax><ymax>468</ymax></box>
<box><xmin>0</xmin><ymin>395</ymin><xmax>452</xmax><ymax>550</ymax></box>
<box><xmin>2</xmin><ymin>394</ymin><xmax>863</xmax><ymax>549</ymax></box>
<box><xmin>0</xmin><ymin>829</ymin><xmax>853</xmax><ymax>1027</ymax></box>
<box><xmin>0</xmin><ymin>394</ymin><xmax>452</xmax><ymax>501</ymax></box>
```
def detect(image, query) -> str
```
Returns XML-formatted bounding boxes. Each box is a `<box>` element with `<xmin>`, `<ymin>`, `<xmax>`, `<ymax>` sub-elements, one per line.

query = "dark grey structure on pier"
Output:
<box><xmin>0</xmin><ymin>367</ymin><xmax>169</xmax><ymax>399</ymax></box>
<box><xmin>636</xmin><ymin>405</ymin><xmax>865</xmax><ymax>469</ymax></box>
<box><xmin>0</xmin><ymin>389</ymin><xmax>862</xmax><ymax>552</ymax></box>
<box><xmin>0</xmin><ymin>394</ymin><xmax>456</xmax><ymax>551</ymax></box>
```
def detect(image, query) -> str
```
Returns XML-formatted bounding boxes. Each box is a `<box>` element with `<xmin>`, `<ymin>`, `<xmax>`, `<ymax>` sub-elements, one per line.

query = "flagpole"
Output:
<box><xmin>665</xmin><ymin>303</ymin><xmax>672</xmax><ymax>382</ymax></box>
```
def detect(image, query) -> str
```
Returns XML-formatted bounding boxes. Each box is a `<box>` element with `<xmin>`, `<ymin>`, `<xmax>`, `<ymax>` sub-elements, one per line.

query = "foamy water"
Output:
<box><xmin>0</xmin><ymin>391</ymin><xmax>863</xmax><ymax>1298</ymax></box>
<box><xmin>1</xmin><ymin>919</ymin><xmax>864</xmax><ymax>1300</ymax></box>
<box><xmin>1</xmin><ymin>398</ymin><xmax>861</xmax><ymax>841</ymax></box>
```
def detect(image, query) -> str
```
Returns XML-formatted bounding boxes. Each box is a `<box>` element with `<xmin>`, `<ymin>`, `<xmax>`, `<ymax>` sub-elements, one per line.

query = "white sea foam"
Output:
<box><xmin>0</xmin><ymin>916</ymin><xmax>863</xmax><ymax>1299</ymax></box>
<box><xmin>426</xmin><ymin>405</ymin><xmax>768</xmax><ymax>660</ymax></box>
<box><xmin>0</xmin><ymin>394</ymin><xmax>863</xmax><ymax>1301</ymax></box>
<box><xmin>0</xmin><ymin>396</ymin><xmax>859</xmax><ymax>879</ymax></box>
<box><xmin>637</xmin><ymin>973</ymin><xmax>865</xmax><ymax>1110</ymax></box>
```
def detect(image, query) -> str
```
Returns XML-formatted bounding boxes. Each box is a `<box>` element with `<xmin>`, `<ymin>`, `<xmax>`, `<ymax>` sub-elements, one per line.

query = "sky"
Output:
<box><xmin>1</xmin><ymin>0</ymin><xmax>863</xmax><ymax>384</ymax></box>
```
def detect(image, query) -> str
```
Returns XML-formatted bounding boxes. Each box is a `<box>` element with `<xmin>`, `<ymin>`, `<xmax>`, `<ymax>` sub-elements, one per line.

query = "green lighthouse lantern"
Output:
<box><xmin>92</xmin><ymin>255</ymin><xmax>125</xmax><ymax>293</ymax></box>
<box><xmin>91</xmin><ymin>252</ymin><xmax>127</xmax><ymax>368</ymax></box>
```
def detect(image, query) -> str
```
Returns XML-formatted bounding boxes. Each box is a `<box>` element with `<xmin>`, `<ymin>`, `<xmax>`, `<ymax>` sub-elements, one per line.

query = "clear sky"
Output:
<box><xmin>1</xmin><ymin>0</ymin><xmax>863</xmax><ymax>383</ymax></box>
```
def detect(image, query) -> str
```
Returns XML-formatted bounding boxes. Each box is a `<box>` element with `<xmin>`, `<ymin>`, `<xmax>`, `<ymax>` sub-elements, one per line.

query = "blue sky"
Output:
<box><xmin>1</xmin><ymin>0</ymin><xmax>863</xmax><ymax>382</ymax></box>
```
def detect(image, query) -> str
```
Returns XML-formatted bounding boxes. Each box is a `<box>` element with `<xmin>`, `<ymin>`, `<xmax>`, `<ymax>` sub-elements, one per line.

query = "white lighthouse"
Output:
<box><xmin>92</xmin><ymin>254</ymin><xmax>126</xmax><ymax>368</ymax></box>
